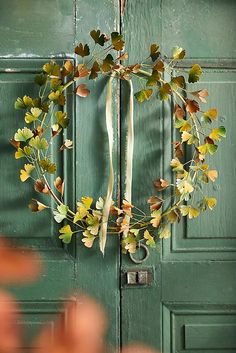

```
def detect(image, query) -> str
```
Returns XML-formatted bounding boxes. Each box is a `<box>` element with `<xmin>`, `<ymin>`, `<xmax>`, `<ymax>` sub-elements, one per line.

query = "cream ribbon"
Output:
<box><xmin>123</xmin><ymin>79</ymin><xmax>134</xmax><ymax>237</ymax></box>
<box><xmin>99</xmin><ymin>75</ymin><xmax>115</xmax><ymax>255</ymax></box>
<box><xmin>99</xmin><ymin>77</ymin><xmax>134</xmax><ymax>253</ymax></box>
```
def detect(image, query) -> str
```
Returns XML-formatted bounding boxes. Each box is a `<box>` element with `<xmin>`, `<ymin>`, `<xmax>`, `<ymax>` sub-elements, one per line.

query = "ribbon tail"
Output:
<box><xmin>123</xmin><ymin>80</ymin><xmax>134</xmax><ymax>237</ymax></box>
<box><xmin>99</xmin><ymin>76</ymin><xmax>114</xmax><ymax>255</ymax></box>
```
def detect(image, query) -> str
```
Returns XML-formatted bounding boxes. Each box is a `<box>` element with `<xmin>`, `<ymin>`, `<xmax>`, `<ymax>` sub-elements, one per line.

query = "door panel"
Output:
<box><xmin>121</xmin><ymin>1</ymin><xmax>236</xmax><ymax>352</ymax></box>
<box><xmin>0</xmin><ymin>0</ymin><xmax>120</xmax><ymax>349</ymax></box>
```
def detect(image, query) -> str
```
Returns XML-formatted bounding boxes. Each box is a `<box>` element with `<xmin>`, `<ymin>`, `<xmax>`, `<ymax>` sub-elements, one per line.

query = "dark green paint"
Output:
<box><xmin>0</xmin><ymin>0</ymin><xmax>236</xmax><ymax>352</ymax></box>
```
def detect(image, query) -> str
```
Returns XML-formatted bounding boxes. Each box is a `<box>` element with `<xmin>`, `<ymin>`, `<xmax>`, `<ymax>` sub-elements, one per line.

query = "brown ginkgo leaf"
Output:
<box><xmin>186</xmin><ymin>99</ymin><xmax>199</xmax><ymax>113</ymax></box>
<box><xmin>76</xmin><ymin>84</ymin><xmax>90</xmax><ymax>98</ymax></box>
<box><xmin>153</xmin><ymin>178</ymin><xmax>169</xmax><ymax>191</ymax></box>
<box><xmin>174</xmin><ymin>104</ymin><xmax>185</xmax><ymax>120</ymax></box>
<box><xmin>190</xmin><ymin>89</ymin><xmax>209</xmax><ymax>103</ymax></box>
<box><xmin>54</xmin><ymin>176</ymin><xmax>64</xmax><ymax>196</ymax></box>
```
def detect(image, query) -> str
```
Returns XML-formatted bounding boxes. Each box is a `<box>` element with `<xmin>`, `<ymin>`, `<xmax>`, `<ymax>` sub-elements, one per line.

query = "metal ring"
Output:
<box><xmin>129</xmin><ymin>243</ymin><xmax>150</xmax><ymax>264</ymax></box>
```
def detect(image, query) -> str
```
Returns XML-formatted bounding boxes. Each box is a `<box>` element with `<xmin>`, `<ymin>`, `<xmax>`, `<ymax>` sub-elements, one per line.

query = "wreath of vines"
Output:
<box><xmin>11</xmin><ymin>29</ymin><xmax>226</xmax><ymax>255</ymax></box>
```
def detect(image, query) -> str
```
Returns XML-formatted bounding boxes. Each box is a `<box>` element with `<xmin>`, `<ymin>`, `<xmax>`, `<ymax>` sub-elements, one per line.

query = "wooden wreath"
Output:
<box><xmin>10</xmin><ymin>29</ymin><xmax>226</xmax><ymax>255</ymax></box>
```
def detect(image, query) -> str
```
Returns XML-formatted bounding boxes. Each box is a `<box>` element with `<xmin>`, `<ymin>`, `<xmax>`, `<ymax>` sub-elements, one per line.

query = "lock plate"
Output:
<box><xmin>121</xmin><ymin>267</ymin><xmax>154</xmax><ymax>287</ymax></box>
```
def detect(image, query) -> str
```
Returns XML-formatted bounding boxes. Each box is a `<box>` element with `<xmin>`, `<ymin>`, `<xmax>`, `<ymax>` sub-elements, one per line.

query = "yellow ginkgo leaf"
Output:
<box><xmin>150</xmin><ymin>210</ymin><xmax>161</xmax><ymax>228</ymax></box>
<box><xmin>159</xmin><ymin>226</ymin><xmax>171</xmax><ymax>239</ymax></box>
<box><xmin>206</xmin><ymin>170</ymin><xmax>218</xmax><ymax>182</ymax></box>
<box><xmin>20</xmin><ymin>164</ymin><xmax>35</xmax><ymax>182</ymax></box>
<box><xmin>205</xmin><ymin>197</ymin><xmax>217</xmax><ymax>210</ymax></box>
<box><xmin>81</xmin><ymin>196</ymin><xmax>93</xmax><ymax>210</ymax></box>
<box><xmin>180</xmin><ymin>205</ymin><xmax>200</xmax><ymax>219</ymax></box>
<box><xmin>144</xmin><ymin>230</ymin><xmax>155</xmax><ymax>247</ymax></box>
<box><xmin>204</xmin><ymin>108</ymin><xmax>218</xmax><ymax>121</ymax></box>
<box><xmin>180</xmin><ymin>120</ymin><xmax>192</xmax><ymax>132</ymax></box>
<box><xmin>181</xmin><ymin>131</ymin><xmax>192</xmax><ymax>143</ymax></box>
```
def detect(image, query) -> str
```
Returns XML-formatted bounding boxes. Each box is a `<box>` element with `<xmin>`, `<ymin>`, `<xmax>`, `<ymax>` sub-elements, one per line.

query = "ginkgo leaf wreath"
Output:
<box><xmin>11</xmin><ymin>29</ymin><xmax>226</xmax><ymax>255</ymax></box>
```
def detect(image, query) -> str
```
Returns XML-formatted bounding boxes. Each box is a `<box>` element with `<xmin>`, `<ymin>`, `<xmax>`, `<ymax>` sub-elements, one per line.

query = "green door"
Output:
<box><xmin>0</xmin><ymin>1</ymin><xmax>236</xmax><ymax>352</ymax></box>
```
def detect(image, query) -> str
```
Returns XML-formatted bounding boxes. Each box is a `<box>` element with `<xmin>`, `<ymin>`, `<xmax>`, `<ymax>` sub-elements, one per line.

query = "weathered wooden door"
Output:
<box><xmin>0</xmin><ymin>0</ymin><xmax>236</xmax><ymax>352</ymax></box>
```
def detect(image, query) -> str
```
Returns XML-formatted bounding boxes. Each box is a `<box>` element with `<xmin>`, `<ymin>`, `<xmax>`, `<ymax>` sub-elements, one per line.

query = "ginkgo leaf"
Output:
<box><xmin>174</xmin><ymin>104</ymin><xmax>185</xmax><ymax>120</ymax></box>
<box><xmin>172</xmin><ymin>46</ymin><xmax>186</xmax><ymax>60</ymax></box>
<box><xmin>159</xmin><ymin>226</ymin><xmax>171</xmax><ymax>239</ymax></box>
<box><xmin>14</xmin><ymin>128</ymin><xmax>33</xmax><ymax>142</ymax></box>
<box><xmin>28</xmin><ymin>199</ymin><xmax>48</xmax><ymax>212</ymax></box>
<box><xmin>198</xmin><ymin>143</ymin><xmax>218</xmax><ymax>156</ymax></box>
<box><xmin>146</xmin><ymin>71</ymin><xmax>160</xmax><ymax>86</ymax></box>
<box><xmin>34</xmin><ymin>179</ymin><xmax>49</xmax><ymax>194</ymax></box>
<box><xmin>167</xmin><ymin>209</ymin><xmax>181</xmax><ymax>223</ymax></box>
<box><xmin>186</xmin><ymin>99</ymin><xmax>199</xmax><ymax>113</ymax></box>
<box><xmin>180</xmin><ymin>205</ymin><xmax>200</xmax><ymax>219</ymax></box>
<box><xmin>153</xmin><ymin>60</ymin><xmax>164</xmax><ymax>72</ymax></box>
<box><xmin>85</xmin><ymin>213</ymin><xmax>100</xmax><ymax>235</ymax></box>
<box><xmin>82</xmin><ymin>230</ymin><xmax>96</xmax><ymax>248</ymax></box>
<box><xmin>159</xmin><ymin>83</ymin><xmax>172</xmax><ymax>100</ymax></box>
<box><xmin>179</xmin><ymin>120</ymin><xmax>192</xmax><ymax>132</ymax></box>
<box><xmin>29</xmin><ymin>136</ymin><xmax>48</xmax><ymax>150</ymax></box>
<box><xmin>15</xmin><ymin>96</ymin><xmax>33</xmax><ymax>109</ymax></box>
<box><xmin>90</xmin><ymin>29</ymin><xmax>107</xmax><ymax>46</ymax></box>
<box><xmin>181</xmin><ymin>131</ymin><xmax>192</xmax><ymax>143</ymax></box>
<box><xmin>101</xmin><ymin>54</ymin><xmax>114</xmax><ymax>72</ymax></box>
<box><xmin>153</xmin><ymin>178</ymin><xmax>169</xmax><ymax>191</ymax></box>
<box><xmin>122</xmin><ymin>236</ymin><xmax>137</xmax><ymax>254</ymax></box>
<box><xmin>81</xmin><ymin>197</ymin><xmax>93</xmax><ymax>210</ymax></box>
<box><xmin>73</xmin><ymin>207</ymin><xmax>88</xmax><ymax>223</ymax></box>
<box><xmin>150</xmin><ymin>210</ymin><xmax>161</xmax><ymax>228</ymax></box>
<box><xmin>60</xmin><ymin>139</ymin><xmax>73</xmax><ymax>151</ymax></box>
<box><xmin>171</xmin><ymin>75</ymin><xmax>185</xmax><ymax>88</ymax></box>
<box><xmin>209</xmin><ymin>126</ymin><xmax>226</xmax><ymax>141</ymax></box>
<box><xmin>144</xmin><ymin>230</ymin><xmax>156</xmax><ymax>247</ymax></box>
<box><xmin>76</xmin><ymin>83</ymin><xmax>90</xmax><ymax>98</ymax></box>
<box><xmin>147</xmin><ymin>196</ymin><xmax>163</xmax><ymax>211</ymax></box>
<box><xmin>64</xmin><ymin>60</ymin><xmax>74</xmax><ymax>73</ymax></box>
<box><xmin>203</xmin><ymin>108</ymin><xmax>218</xmax><ymax>123</ymax></box>
<box><xmin>206</xmin><ymin>169</ymin><xmax>218</xmax><ymax>182</ymax></box>
<box><xmin>25</xmin><ymin>107</ymin><xmax>42</xmax><ymax>123</ymax></box>
<box><xmin>111</xmin><ymin>32</ymin><xmax>124</xmax><ymax>51</ymax></box>
<box><xmin>55</xmin><ymin>111</ymin><xmax>69</xmax><ymax>129</ymax></box>
<box><xmin>43</xmin><ymin>62</ymin><xmax>60</xmax><ymax>76</ymax></box>
<box><xmin>129</xmin><ymin>228</ymin><xmax>139</xmax><ymax>236</ymax></box>
<box><xmin>89</xmin><ymin>60</ymin><xmax>100</xmax><ymax>80</ymax></box>
<box><xmin>53</xmin><ymin>204</ymin><xmax>68</xmax><ymax>223</ymax></box>
<box><xmin>134</xmin><ymin>89</ymin><xmax>153</xmax><ymax>103</ymax></box>
<box><xmin>188</xmin><ymin>64</ymin><xmax>202</xmax><ymax>83</ymax></box>
<box><xmin>190</xmin><ymin>89</ymin><xmax>209</xmax><ymax>103</ymax></box>
<box><xmin>54</xmin><ymin>177</ymin><xmax>64</xmax><ymax>195</ymax></box>
<box><xmin>35</xmin><ymin>74</ymin><xmax>47</xmax><ymax>86</ymax></box>
<box><xmin>15</xmin><ymin>146</ymin><xmax>33</xmax><ymax>159</ymax></box>
<box><xmin>173</xmin><ymin>141</ymin><xmax>184</xmax><ymax>159</ymax></box>
<box><xmin>176</xmin><ymin>179</ymin><xmax>194</xmax><ymax>194</ymax></box>
<box><xmin>74</xmin><ymin>43</ymin><xmax>90</xmax><ymax>57</ymax></box>
<box><xmin>170</xmin><ymin>158</ymin><xmax>184</xmax><ymax>171</ymax></box>
<box><xmin>48</xmin><ymin>91</ymin><xmax>65</xmax><ymax>106</ymax></box>
<box><xmin>20</xmin><ymin>164</ymin><xmax>35</xmax><ymax>182</ymax></box>
<box><xmin>39</xmin><ymin>159</ymin><xmax>56</xmax><ymax>174</ymax></box>
<box><xmin>150</xmin><ymin>43</ymin><xmax>160</xmax><ymax>61</ymax></box>
<box><xmin>205</xmin><ymin>197</ymin><xmax>217</xmax><ymax>210</ymax></box>
<box><xmin>96</xmin><ymin>197</ymin><xmax>104</xmax><ymax>210</ymax></box>
<box><xmin>59</xmin><ymin>225</ymin><xmax>73</xmax><ymax>244</ymax></box>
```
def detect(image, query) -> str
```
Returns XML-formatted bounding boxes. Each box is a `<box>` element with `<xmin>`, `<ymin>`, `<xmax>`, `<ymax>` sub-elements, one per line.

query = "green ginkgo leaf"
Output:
<box><xmin>55</xmin><ymin>111</ymin><xmax>69</xmax><ymax>128</ymax></box>
<box><xmin>188</xmin><ymin>64</ymin><xmax>202</xmax><ymax>83</ymax></box>
<box><xmin>29</xmin><ymin>136</ymin><xmax>48</xmax><ymax>150</ymax></box>
<box><xmin>101</xmin><ymin>54</ymin><xmax>114</xmax><ymax>72</ymax></box>
<box><xmin>15</xmin><ymin>96</ymin><xmax>33</xmax><ymax>110</ymax></box>
<box><xmin>53</xmin><ymin>204</ymin><xmax>68</xmax><ymax>223</ymax></box>
<box><xmin>111</xmin><ymin>32</ymin><xmax>124</xmax><ymax>51</ymax></box>
<box><xmin>15</xmin><ymin>146</ymin><xmax>33</xmax><ymax>159</ymax></box>
<box><xmin>144</xmin><ymin>230</ymin><xmax>156</xmax><ymax>247</ymax></box>
<box><xmin>43</xmin><ymin>62</ymin><xmax>60</xmax><ymax>77</ymax></box>
<box><xmin>39</xmin><ymin>159</ymin><xmax>56</xmax><ymax>174</ymax></box>
<box><xmin>159</xmin><ymin>83</ymin><xmax>172</xmax><ymax>100</ymax></box>
<box><xmin>25</xmin><ymin>107</ymin><xmax>42</xmax><ymax>123</ymax></box>
<box><xmin>134</xmin><ymin>89</ymin><xmax>153</xmax><ymax>103</ymax></box>
<box><xmin>59</xmin><ymin>225</ymin><xmax>73</xmax><ymax>244</ymax></box>
<box><xmin>35</xmin><ymin>74</ymin><xmax>47</xmax><ymax>86</ymax></box>
<box><xmin>14</xmin><ymin>127</ymin><xmax>33</xmax><ymax>142</ymax></box>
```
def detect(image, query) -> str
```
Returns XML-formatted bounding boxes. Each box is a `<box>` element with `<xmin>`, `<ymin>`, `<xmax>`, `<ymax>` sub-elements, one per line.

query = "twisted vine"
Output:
<box><xmin>11</xmin><ymin>29</ymin><xmax>226</xmax><ymax>254</ymax></box>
